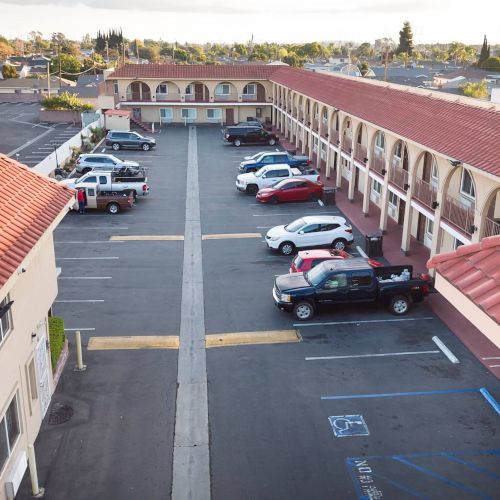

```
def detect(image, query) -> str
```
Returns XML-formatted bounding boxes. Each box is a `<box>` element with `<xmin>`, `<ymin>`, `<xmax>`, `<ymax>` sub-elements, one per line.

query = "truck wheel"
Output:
<box><xmin>279</xmin><ymin>241</ymin><xmax>295</xmax><ymax>256</ymax></box>
<box><xmin>112</xmin><ymin>143</ymin><xmax>120</xmax><ymax>151</ymax></box>
<box><xmin>246</xmin><ymin>184</ymin><xmax>258</xmax><ymax>195</ymax></box>
<box><xmin>293</xmin><ymin>301</ymin><xmax>314</xmax><ymax>321</ymax></box>
<box><xmin>389</xmin><ymin>295</ymin><xmax>410</xmax><ymax>315</ymax></box>
<box><xmin>107</xmin><ymin>202</ymin><xmax>121</xmax><ymax>214</ymax></box>
<box><xmin>141</xmin><ymin>143</ymin><xmax>150</xmax><ymax>151</ymax></box>
<box><xmin>269</xmin><ymin>195</ymin><xmax>279</xmax><ymax>204</ymax></box>
<box><xmin>268</xmin><ymin>138</ymin><xmax>276</xmax><ymax>146</ymax></box>
<box><xmin>331</xmin><ymin>238</ymin><xmax>347</xmax><ymax>251</ymax></box>
<box><xmin>234</xmin><ymin>139</ymin><xmax>242</xmax><ymax>147</ymax></box>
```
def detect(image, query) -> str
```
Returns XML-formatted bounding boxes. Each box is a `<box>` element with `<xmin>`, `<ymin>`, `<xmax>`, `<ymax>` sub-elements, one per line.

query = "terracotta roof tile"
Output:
<box><xmin>427</xmin><ymin>235</ymin><xmax>500</xmax><ymax>324</ymax></box>
<box><xmin>111</xmin><ymin>64</ymin><xmax>279</xmax><ymax>80</ymax></box>
<box><xmin>0</xmin><ymin>155</ymin><xmax>74</xmax><ymax>288</ymax></box>
<box><xmin>270</xmin><ymin>67</ymin><xmax>500</xmax><ymax>177</ymax></box>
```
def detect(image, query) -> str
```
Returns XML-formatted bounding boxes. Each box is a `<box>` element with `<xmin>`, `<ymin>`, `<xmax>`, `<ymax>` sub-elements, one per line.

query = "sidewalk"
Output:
<box><xmin>274</xmin><ymin>128</ymin><xmax>500</xmax><ymax>378</ymax></box>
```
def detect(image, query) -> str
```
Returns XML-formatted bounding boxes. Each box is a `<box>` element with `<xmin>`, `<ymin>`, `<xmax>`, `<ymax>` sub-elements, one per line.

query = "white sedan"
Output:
<box><xmin>265</xmin><ymin>216</ymin><xmax>354</xmax><ymax>255</ymax></box>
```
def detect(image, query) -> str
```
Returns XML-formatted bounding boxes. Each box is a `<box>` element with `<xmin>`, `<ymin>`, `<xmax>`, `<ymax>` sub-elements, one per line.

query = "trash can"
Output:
<box><xmin>365</xmin><ymin>232</ymin><xmax>383</xmax><ymax>257</ymax></box>
<box><xmin>322</xmin><ymin>187</ymin><xmax>336</xmax><ymax>206</ymax></box>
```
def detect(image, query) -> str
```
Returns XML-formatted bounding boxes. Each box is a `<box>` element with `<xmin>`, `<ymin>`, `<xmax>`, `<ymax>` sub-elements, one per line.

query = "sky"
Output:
<box><xmin>1</xmin><ymin>0</ymin><xmax>499</xmax><ymax>45</ymax></box>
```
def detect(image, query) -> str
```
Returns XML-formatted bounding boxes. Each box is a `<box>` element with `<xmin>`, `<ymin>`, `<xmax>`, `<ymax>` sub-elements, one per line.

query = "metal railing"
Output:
<box><xmin>214</xmin><ymin>93</ymin><xmax>238</xmax><ymax>101</ymax></box>
<box><xmin>330</xmin><ymin>130</ymin><xmax>340</xmax><ymax>145</ymax></box>
<box><xmin>354</xmin><ymin>143</ymin><xmax>367</xmax><ymax>164</ymax></box>
<box><xmin>342</xmin><ymin>135</ymin><xmax>352</xmax><ymax>153</ymax></box>
<box><xmin>371</xmin><ymin>155</ymin><xmax>385</xmax><ymax>174</ymax></box>
<box><xmin>389</xmin><ymin>163</ymin><xmax>409</xmax><ymax>190</ymax></box>
<box><xmin>125</xmin><ymin>92</ymin><xmax>151</xmax><ymax>101</ymax></box>
<box><xmin>413</xmin><ymin>177</ymin><xmax>438</xmax><ymax>208</ymax></box>
<box><xmin>483</xmin><ymin>217</ymin><xmax>500</xmax><ymax>237</ymax></box>
<box><xmin>441</xmin><ymin>194</ymin><xmax>476</xmax><ymax>235</ymax></box>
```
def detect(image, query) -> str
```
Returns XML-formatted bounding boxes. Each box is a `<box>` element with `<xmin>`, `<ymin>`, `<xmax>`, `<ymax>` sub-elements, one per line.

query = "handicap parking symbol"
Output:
<box><xmin>329</xmin><ymin>415</ymin><xmax>370</xmax><ymax>438</ymax></box>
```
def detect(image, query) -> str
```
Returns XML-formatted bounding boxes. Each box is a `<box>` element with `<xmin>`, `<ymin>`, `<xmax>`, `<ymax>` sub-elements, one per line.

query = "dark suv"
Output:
<box><xmin>105</xmin><ymin>131</ymin><xmax>156</xmax><ymax>151</ymax></box>
<box><xmin>223</xmin><ymin>126</ymin><xmax>279</xmax><ymax>147</ymax></box>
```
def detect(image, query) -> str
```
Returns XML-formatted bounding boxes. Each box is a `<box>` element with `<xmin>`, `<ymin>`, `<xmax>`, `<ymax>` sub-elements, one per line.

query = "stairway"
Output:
<box><xmin>130</xmin><ymin>116</ymin><xmax>152</xmax><ymax>133</ymax></box>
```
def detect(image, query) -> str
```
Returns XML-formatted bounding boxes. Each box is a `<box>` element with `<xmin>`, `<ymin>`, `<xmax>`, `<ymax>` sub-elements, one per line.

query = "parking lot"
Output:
<box><xmin>0</xmin><ymin>102</ymin><xmax>80</xmax><ymax>167</ymax></box>
<box><xmin>21</xmin><ymin>125</ymin><xmax>500</xmax><ymax>499</ymax></box>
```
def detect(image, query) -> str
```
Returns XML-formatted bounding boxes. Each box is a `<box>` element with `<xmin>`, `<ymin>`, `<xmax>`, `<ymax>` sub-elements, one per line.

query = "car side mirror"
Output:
<box><xmin>298</xmin><ymin>230</ymin><xmax>304</xmax><ymax>235</ymax></box>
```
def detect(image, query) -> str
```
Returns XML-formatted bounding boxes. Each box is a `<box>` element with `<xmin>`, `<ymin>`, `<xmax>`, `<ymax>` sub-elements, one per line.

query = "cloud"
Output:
<box><xmin>0</xmin><ymin>0</ymin><xmax>447</xmax><ymax>14</ymax></box>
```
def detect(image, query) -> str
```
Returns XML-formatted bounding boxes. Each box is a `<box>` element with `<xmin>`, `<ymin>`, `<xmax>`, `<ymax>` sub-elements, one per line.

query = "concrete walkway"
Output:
<box><xmin>172</xmin><ymin>126</ymin><xmax>211</xmax><ymax>499</ymax></box>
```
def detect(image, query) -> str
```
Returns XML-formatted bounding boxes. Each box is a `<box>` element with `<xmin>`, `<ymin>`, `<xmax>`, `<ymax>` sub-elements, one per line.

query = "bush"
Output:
<box><xmin>90</xmin><ymin>126</ymin><xmax>105</xmax><ymax>143</ymax></box>
<box><xmin>48</xmin><ymin>316</ymin><xmax>66</xmax><ymax>373</ymax></box>
<box><xmin>41</xmin><ymin>91</ymin><xmax>93</xmax><ymax>111</ymax></box>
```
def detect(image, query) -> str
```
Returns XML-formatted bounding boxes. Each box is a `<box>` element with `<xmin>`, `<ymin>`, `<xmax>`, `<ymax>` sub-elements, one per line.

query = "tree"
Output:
<box><xmin>460</xmin><ymin>80</ymin><xmax>489</xmax><ymax>99</ymax></box>
<box><xmin>2</xmin><ymin>64</ymin><xmax>18</xmax><ymax>79</ymax></box>
<box><xmin>174</xmin><ymin>48</ymin><xmax>188</xmax><ymax>62</ymax></box>
<box><xmin>0</xmin><ymin>41</ymin><xmax>13</xmax><ymax>59</ymax></box>
<box><xmin>478</xmin><ymin>35</ymin><xmax>490</xmax><ymax>66</ymax></box>
<box><xmin>358</xmin><ymin>61</ymin><xmax>370</xmax><ymax>76</ymax></box>
<box><xmin>397</xmin><ymin>21</ymin><xmax>414</xmax><ymax>55</ymax></box>
<box><xmin>356</xmin><ymin>42</ymin><xmax>374</xmax><ymax>58</ymax></box>
<box><xmin>283</xmin><ymin>53</ymin><xmax>305</xmax><ymax>67</ymax></box>
<box><xmin>50</xmin><ymin>54</ymin><xmax>82</xmax><ymax>80</ymax></box>
<box><xmin>481</xmin><ymin>56</ymin><xmax>500</xmax><ymax>71</ymax></box>
<box><xmin>29</xmin><ymin>31</ymin><xmax>43</xmax><ymax>53</ymax></box>
<box><xmin>41</xmin><ymin>91</ymin><xmax>93</xmax><ymax>110</ymax></box>
<box><xmin>138</xmin><ymin>46</ymin><xmax>160</xmax><ymax>63</ymax></box>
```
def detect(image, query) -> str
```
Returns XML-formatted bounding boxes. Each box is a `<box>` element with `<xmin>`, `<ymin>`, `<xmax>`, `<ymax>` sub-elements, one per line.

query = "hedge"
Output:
<box><xmin>48</xmin><ymin>316</ymin><xmax>66</xmax><ymax>373</ymax></box>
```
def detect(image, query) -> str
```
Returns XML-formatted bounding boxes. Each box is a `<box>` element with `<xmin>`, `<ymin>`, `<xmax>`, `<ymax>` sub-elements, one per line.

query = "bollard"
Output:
<box><xmin>28</xmin><ymin>444</ymin><xmax>45</xmax><ymax>497</ymax></box>
<box><xmin>75</xmin><ymin>330</ymin><xmax>87</xmax><ymax>371</ymax></box>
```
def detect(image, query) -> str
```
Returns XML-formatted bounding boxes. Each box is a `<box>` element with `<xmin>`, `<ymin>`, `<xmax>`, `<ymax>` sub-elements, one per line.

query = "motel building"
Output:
<box><xmin>99</xmin><ymin>64</ymin><xmax>500</xmax><ymax>260</ymax></box>
<box><xmin>0</xmin><ymin>155</ymin><xmax>74</xmax><ymax>500</ymax></box>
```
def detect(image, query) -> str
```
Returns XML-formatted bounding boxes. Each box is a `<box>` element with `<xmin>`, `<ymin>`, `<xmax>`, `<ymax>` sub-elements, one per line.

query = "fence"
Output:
<box><xmin>33</xmin><ymin>117</ymin><xmax>101</xmax><ymax>176</ymax></box>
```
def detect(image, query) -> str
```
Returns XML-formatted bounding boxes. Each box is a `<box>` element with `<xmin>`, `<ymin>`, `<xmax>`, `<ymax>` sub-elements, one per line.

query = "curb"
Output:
<box><xmin>52</xmin><ymin>338</ymin><xmax>69</xmax><ymax>389</ymax></box>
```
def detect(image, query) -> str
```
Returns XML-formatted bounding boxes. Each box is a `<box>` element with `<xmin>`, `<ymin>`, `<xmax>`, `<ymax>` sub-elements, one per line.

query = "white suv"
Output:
<box><xmin>265</xmin><ymin>216</ymin><xmax>354</xmax><ymax>255</ymax></box>
<box><xmin>75</xmin><ymin>154</ymin><xmax>140</xmax><ymax>174</ymax></box>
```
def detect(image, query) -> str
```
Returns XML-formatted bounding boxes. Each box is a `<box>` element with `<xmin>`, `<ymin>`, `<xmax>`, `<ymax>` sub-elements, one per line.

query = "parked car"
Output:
<box><xmin>223</xmin><ymin>126</ymin><xmax>279</xmax><ymax>147</ymax></box>
<box><xmin>75</xmin><ymin>154</ymin><xmax>140</xmax><ymax>175</ymax></box>
<box><xmin>236</xmin><ymin>121</ymin><xmax>264</xmax><ymax>128</ymax></box>
<box><xmin>273</xmin><ymin>259</ymin><xmax>430</xmax><ymax>320</ymax></box>
<box><xmin>105</xmin><ymin>131</ymin><xmax>156</xmax><ymax>151</ymax></box>
<box><xmin>236</xmin><ymin>165</ymin><xmax>320</xmax><ymax>195</ymax></box>
<box><xmin>289</xmin><ymin>249</ymin><xmax>382</xmax><ymax>273</ymax></box>
<box><xmin>239</xmin><ymin>151</ymin><xmax>311</xmax><ymax>173</ymax></box>
<box><xmin>71</xmin><ymin>184</ymin><xmax>134</xmax><ymax>214</ymax></box>
<box><xmin>256</xmin><ymin>178</ymin><xmax>323</xmax><ymax>204</ymax></box>
<box><xmin>61</xmin><ymin>171</ymin><xmax>149</xmax><ymax>199</ymax></box>
<box><xmin>265</xmin><ymin>216</ymin><xmax>354</xmax><ymax>255</ymax></box>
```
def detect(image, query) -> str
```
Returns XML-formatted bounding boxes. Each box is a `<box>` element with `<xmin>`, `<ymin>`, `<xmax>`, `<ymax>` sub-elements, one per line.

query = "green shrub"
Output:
<box><xmin>89</xmin><ymin>126</ymin><xmax>105</xmax><ymax>143</ymax></box>
<box><xmin>48</xmin><ymin>316</ymin><xmax>66</xmax><ymax>373</ymax></box>
<box><xmin>41</xmin><ymin>91</ymin><xmax>93</xmax><ymax>111</ymax></box>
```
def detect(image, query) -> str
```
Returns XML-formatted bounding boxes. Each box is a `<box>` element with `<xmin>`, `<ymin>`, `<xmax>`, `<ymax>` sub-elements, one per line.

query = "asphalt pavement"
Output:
<box><xmin>17</xmin><ymin>125</ymin><xmax>500</xmax><ymax>500</ymax></box>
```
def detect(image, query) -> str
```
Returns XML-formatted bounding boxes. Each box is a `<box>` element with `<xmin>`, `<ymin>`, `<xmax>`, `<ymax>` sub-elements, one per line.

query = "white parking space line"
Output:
<box><xmin>489</xmin><ymin>364</ymin><xmax>500</xmax><ymax>368</ymax></box>
<box><xmin>432</xmin><ymin>336</ymin><xmax>460</xmax><ymax>364</ymax></box>
<box><xmin>59</xmin><ymin>277</ymin><xmax>112</xmax><ymax>280</ymax></box>
<box><xmin>56</xmin><ymin>227</ymin><xmax>129</xmax><ymax>230</ymax></box>
<box><xmin>256</xmin><ymin>226</ymin><xmax>272</xmax><ymax>229</ymax></box>
<box><xmin>294</xmin><ymin>317</ymin><xmax>435</xmax><ymax>327</ymax></box>
<box><xmin>55</xmin><ymin>241</ymin><xmax>124</xmax><ymax>244</ymax></box>
<box><xmin>482</xmin><ymin>356</ymin><xmax>500</xmax><ymax>360</ymax></box>
<box><xmin>305</xmin><ymin>350</ymin><xmax>440</xmax><ymax>361</ymax></box>
<box><xmin>252</xmin><ymin>212</ymin><xmax>339</xmax><ymax>217</ymax></box>
<box><xmin>55</xmin><ymin>300</ymin><xmax>105</xmax><ymax>303</ymax></box>
<box><xmin>101</xmin><ymin>148</ymin><xmax>106</xmax><ymax>152</ymax></box>
<box><xmin>56</xmin><ymin>257</ymin><xmax>119</xmax><ymax>260</ymax></box>
<box><xmin>356</xmin><ymin>245</ymin><xmax>368</xmax><ymax>258</ymax></box>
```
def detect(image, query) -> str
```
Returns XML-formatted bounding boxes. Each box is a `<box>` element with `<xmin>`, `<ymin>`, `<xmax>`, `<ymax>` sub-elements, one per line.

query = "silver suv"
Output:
<box><xmin>75</xmin><ymin>154</ymin><xmax>140</xmax><ymax>174</ymax></box>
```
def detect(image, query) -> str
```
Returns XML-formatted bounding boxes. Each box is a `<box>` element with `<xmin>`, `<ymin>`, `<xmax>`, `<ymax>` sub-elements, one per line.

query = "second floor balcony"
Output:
<box><xmin>441</xmin><ymin>194</ymin><xmax>476</xmax><ymax>236</ymax></box>
<box><xmin>354</xmin><ymin>143</ymin><xmax>367</xmax><ymax>165</ymax></box>
<box><xmin>389</xmin><ymin>162</ymin><xmax>409</xmax><ymax>191</ymax></box>
<box><xmin>413</xmin><ymin>177</ymin><xmax>438</xmax><ymax>208</ymax></box>
<box><xmin>342</xmin><ymin>135</ymin><xmax>352</xmax><ymax>153</ymax></box>
<box><xmin>371</xmin><ymin>154</ymin><xmax>385</xmax><ymax>175</ymax></box>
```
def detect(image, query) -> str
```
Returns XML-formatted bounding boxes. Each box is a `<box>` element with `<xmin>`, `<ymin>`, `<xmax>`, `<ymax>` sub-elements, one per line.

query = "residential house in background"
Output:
<box><xmin>0</xmin><ymin>155</ymin><xmax>74</xmax><ymax>500</ymax></box>
<box><xmin>66</xmin><ymin>74</ymin><xmax>103</xmax><ymax>108</ymax></box>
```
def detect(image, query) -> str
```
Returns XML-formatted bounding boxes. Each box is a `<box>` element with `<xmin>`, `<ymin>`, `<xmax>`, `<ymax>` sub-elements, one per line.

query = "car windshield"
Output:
<box><xmin>273</xmin><ymin>180</ymin><xmax>291</xmax><ymax>189</ymax></box>
<box><xmin>134</xmin><ymin>133</ymin><xmax>144</xmax><ymax>139</ymax></box>
<box><xmin>306</xmin><ymin>265</ymin><xmax>329</xmax><ymax>286</ymax></box>
<box><xmin>255</xmin><ymin>168</ymin><xmax>267</xmax><ymax>178</ymax></box>
<box><xmin>284</xmin><ymin>218</ymin><xmax>306</xmax><ymax>232</ymax></box>
<box><xmin>75</xmin><ymin>177</ymin><xmax>85</xmax><ymax>184</ymax></box>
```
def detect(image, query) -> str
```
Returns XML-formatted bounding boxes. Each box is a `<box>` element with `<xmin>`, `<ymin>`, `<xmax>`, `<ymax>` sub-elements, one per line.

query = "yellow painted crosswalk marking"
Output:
<box><xmin>88</xmin><ymin>336</ymin><xmax>180</xmax><ymax>350</ymax></box>
<box><xmin>109</xmin><ymin>235</ymin><xmax>184</xmax><ymax>241</ymax></box>
<box><xmin>206</xmin><ymin>330</ymin><xmax>300</xmax><ymax>348</ymax></box>
<box><xmin>202</xmin><ymin>233</ymin><xmax>262</xmax><ymax>240</ymax></box>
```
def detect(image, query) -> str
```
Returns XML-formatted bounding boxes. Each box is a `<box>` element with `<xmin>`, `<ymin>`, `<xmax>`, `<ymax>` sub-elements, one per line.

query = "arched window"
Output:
<box><xmin>460</xmin><ymin>169</ymin><xmax>475</xmax><ymax>199</ymax></box>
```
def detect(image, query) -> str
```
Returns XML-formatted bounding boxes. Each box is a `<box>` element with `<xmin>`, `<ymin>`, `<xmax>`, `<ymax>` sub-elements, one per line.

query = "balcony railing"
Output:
<box><xmin>389</xmin><ymin>164</ymin><xmax>409</xmax><ymax>190</ymax></box>
<box><xmin>125</xmin><ymin>92</ymin><xmax>151</xmax><ymax>101</ymax></box>
<box><xmin>483</xmin><ymin>217</ymin><xmax>500</xmax><ymax>237</ymax></box>
<box><xmin>330</xmin><ymin>130</ymin><xmax>339</xmax><ymax>145</ymax></box>
<box><xmin>442</xmin><ymin>194</ymin><xmax>476</xmax><ymax>235</ymax></box>
<box><xmin>413</xmin><ymin>177</ymin><xmax>438</xmax><ymax>208</ymax></box>
<box><xmin>155</xmin><ymin>93</ymin><xmax>181</xmax><ymax>102</ymax></box>
<box><xmin>342</xmin><ymin>135</ymin><xmax>352</xmax><ymax>153</ymax></box>
<box><xmin>354</xmin><ymin>144</ymin><xmax>367</xmax><ymax>164</ymax></box>
<box><xmin>242</xmin><ymin>94</ymin><xmax>258</xmax><ymax>101</ymax></box>
<box><xmin>371</xmin><ymin>155</ymin><xmax>385</xmax><ymax>175</ymax></box>
<box><xmin>184</xmin><ymin>95</ymin><xmax>209</xmax><ymax>102</ymax></box>
<box><xmin>214</xmin><ymin>93</ymin><xmax>238</xmax><ymax>101</ymax></box>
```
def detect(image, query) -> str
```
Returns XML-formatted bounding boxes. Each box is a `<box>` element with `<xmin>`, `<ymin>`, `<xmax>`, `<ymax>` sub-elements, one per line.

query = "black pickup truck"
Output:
<box><xmin>273</xmin><ymin>258</ymin><xmax>430</xmax><ymax>321</ymax></box>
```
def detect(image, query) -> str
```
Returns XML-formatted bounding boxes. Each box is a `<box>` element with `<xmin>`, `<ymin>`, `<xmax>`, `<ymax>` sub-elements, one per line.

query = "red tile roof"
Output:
<box><xmin>427</xmin><ymin>236</ymin><xmax>500</xmax><ymax>324</ymax></box>
<box><xmin>270</xmin><ymin>67</ymin><xmax>500</xmax><ymax>177</ymax></box>
<box><xmin>0</xmin><ymin>155</ymin><xmax>74</xmax><ymax>288</ymax></box>
<box><xmin>111</xmin><ymin>64</ymin><xmax>280</xmax><ymax>80</ymax></box>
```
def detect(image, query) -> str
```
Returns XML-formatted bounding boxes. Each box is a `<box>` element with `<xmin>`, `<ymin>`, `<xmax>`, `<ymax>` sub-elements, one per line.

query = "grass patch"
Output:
<box><xmin>48</xmin><ymin>316</ymin><xmax>66</xmax><ymax>373</ymax></box>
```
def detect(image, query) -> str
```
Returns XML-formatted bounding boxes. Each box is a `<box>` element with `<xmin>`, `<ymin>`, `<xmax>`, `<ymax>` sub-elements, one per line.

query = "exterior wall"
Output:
<box><xmin>105</xmin><ymin>114</ymin><xmax>130</xmax><ymax>131</ymax></box>
<box><xmin>0</xmin><ymin>235</ymin><xmax>59</xmax><ymax>500</ymax></box>
<box><xmin>39</xmin><ymin>109</ymin><xmax>82</xmax><ymax>125</ymax></box>
<box><xmin>434</xmin><ymin>274</ymin><xmax>500</xmax><ymax>348</ymax></box>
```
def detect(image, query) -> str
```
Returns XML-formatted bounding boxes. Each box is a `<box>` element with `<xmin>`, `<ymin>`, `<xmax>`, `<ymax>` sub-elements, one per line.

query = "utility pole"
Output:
<box><xmin>47</xmin><ymin>61</ymin><xmax>51</xmax><ymax>97</ymax></box>
<box><xmin>57</xmin><ymin>42</ymin><xmax>62</xmax><ymax>88</ymax></box>
<box><xmin>122</xmin><ymin>43</ymin><xmax>125</xmax><ymax>65</ymax></box>
<box><xmin>384</xmin><ymin>46</ymin><xmax>389</xmax><ymax>82</ymax></box>
<box><xmin>105</xmin><ymin>40</ymin><xmax>109</xmax><ymax>64</ymax></box>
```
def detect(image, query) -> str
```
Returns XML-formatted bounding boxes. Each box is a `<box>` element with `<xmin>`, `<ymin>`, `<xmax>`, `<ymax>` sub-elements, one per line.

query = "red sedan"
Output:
<box><xmin>256</xmin><ymin>178</ymin><xmax>324</xmax><ymax>204</ymax></box>
<box><xmin>289</xmin><ymin>249</ymin><xmax>382</xmax><ymax>273</ymax></box>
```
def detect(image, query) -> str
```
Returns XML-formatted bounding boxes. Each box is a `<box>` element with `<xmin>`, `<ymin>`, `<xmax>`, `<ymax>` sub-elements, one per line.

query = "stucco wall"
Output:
<box><xmin>0</xmin><ymin>235</ymin><xmax>58</xmax><ymax>500</ymax></box>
